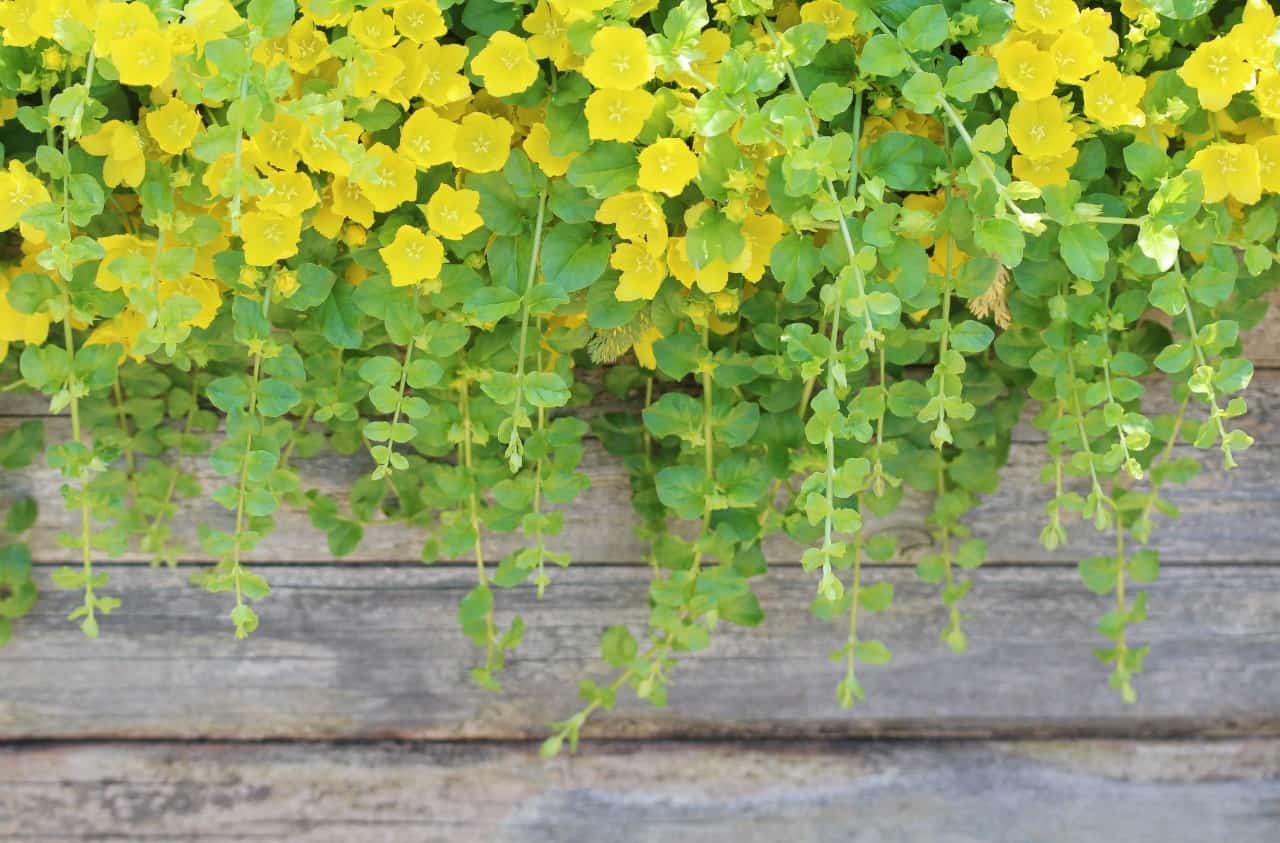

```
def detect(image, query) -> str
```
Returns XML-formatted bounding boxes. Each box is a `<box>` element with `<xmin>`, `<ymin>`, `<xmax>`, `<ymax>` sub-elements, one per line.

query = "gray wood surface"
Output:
<box><xmin>4</xmin><ymin>370</ymin><xmax>1280</xmax><ymax>565</ymax></box>
<box><xmin>1</xmin><ymin>297</ymin><xmax>1277</xmax><ymax>841</ymax></box>
<box><xmin>2</xmin><ymin>739</ymin><xmax>1278</xmax><ymax>842</ymax></box>
<box><xmin>3</xmin><ymin>564</ymin><xmax>1278</xmax><ymax>740</ymax></box>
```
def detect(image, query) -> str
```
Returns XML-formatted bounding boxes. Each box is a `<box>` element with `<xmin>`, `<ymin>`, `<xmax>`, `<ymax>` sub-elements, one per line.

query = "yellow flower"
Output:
<box><xmin>0</xmin><ymin>0</ymin><xmax>42</xmax><ymax>47</ymax></box>
<box><xmin>1077</xmin><ymin>8</ymin><xmax>1119</xmax><ymax>58</ymax></box>
<box><xmin>144</xmin><ymin>99</ymin><xmax>202</xmax><ymax>155</ymax></box>
<box><xmin>632</xmin><ymin>324</ymin><xmax>661</xmax><ymax>369</ymax></box>
<box><xmin>347</xmin><ymin>50</ymin><xmax>404</xmax><ymax>99</ymax></box>
<box><xmin>1254</xmin><ymin>71</ymin><xmax>1280</xmax><ymax>120</ymax></box>
<box><xmin>667</xmin><ymin>237</ymin><xmax>728</xmax><ymax>294</ymax></box>
<box><xmin>93</xmin><ymin>234</ymin><xmax>152</xmax><ymax>292</ymax></box>
<box><xmin>356</xmin><ymin>144</ymin><xmax>418</xmax><ymax>212</ymax></box>
<box><xmin>1012</xmin><ymin>148</ymin><xmax>1078</xmax><ymax>187</ymax></box>
<box><xmin>298</xmin><ymin>120</ymin><xmax>361</xmax><ymax>177</ymax></box>
<box><xmin>799</xmin><ymin>0</ymin><xmax>857</xmax><ymax>40</ymax></box>
<box><xmin>0</xmin><ymin>160</ymin><xmax>51</xmax><ymax>237</ymax></box>
<box><xmin>997</xmin><ymin>40</ymin><xmax>1058</xmax><ymax>100</ymax></box>
<box><xmin>585</xmin><ymin>88</ymin><xmax>654</xmax><ymax>143</ymax></box>
<box><xmin>454</xmin><ymin>113</ymin><xmax>513</xmax><ymax>173</ymax></box>
<box><xmin>472</xmin><ymin>32</ymin><xmax>540</xmax><ymax>97</ymax></box>
<box><xmin>740</xmin><ymin>213</ymin><xmax>786</xmax><ymax>283</ymax></box>
<box><xmin>1230</xmin><ymin>0</ymin><xmax>1278</xmax><ymax>69</ymax></box>
<box><xmin>1256</xmin><ymin>136</ymin><xmax>1280</xmax><ymax>194</ymax></box>
<box><xmin>331</xmin><ymin>177</ymin><xmax>375</xmax><ymax>227</ymax></box>
<box><xmin>611</xmin><ymin>242</ymin><xmax>667</xmax><ymax>301</ymax></box>
<box><xmin>1013</xmin><ymin>0</ymin><xmax>1078</xmax><ymax>34</ymax></box>
<box><xmin>0</xmin><ymin>273</ymin><xmax>50</xmax><ymax>347</ymax></box>
<box><xmin>1082</xmin><ymin>64</ymin><xmax>1146</xmax><ymax>129</ymax></box>
<box><xmin>84</xmin><ymin>309</ymin><xmax>147</xmax><ymax>363</ymax></box>
<box><xmin>181</xmin><ymin>0</ymin><xmax>241</xmax><ymax>52</ymax></box>
<box><xmin>523</xmin><ymin>123</ymin><xmax>577</xmax><ymax>176</ymax></box>
<box><xmin>394</xmin><ymin>0</ymin><xmax>446</xmax><ymax>44</ymax></box>
<box><xmin>1008</xmin><ymin>96</ymin><xmax>1076</xmax><ymax>160</ymax></box>
<box><xmin>81</xmin><ymin>121</ymin><xmax>146</xmax><ymax>187</ymax></box>
<box><xmin>1188</xmin><ymin>142</ymin><xmax>1261</xmax><ymax>205</ymax></box>
<box><xmin>425</xmin><ymin>183</ymin><xmax>483</xmax><ymax>240</ymax></box>
<box><xmin>582</xmin><ymin>27</ymin><xmax>652</xmax><ymax>90</ymax></box>
<box><xmin>380</xmin><ymin>225</ymin><xmax>444</xmax><ymax>287</ymax></box>
<box><xmin>159</xmin><ymin>274</ymin><xmax>222</xmax><ymax>329</ymax></box>
<box><xmin>418</xmin><ymin>41</ymin><xmax>472</xmax><ymax>107</ymax></box>
<box><xmin>596</xmin><ymin>191</ymin><xmax>668</xmax><ymax>254</ymax></box>
<box><xmin>115</xmin><ymin>28</ymin><xmax>173</xmax><ymax>87</ymax></box>
<box><xmin>241</xmin><ymin>210</ymin><xmax>302</xmax><ymax>266</ymax></box>
<box><xmin>399</xmin><ymin>108</ymin><xmax>457</xmax><ymax>170</ymax></box>
<box><xmin>349</xmin><ymin>8</ymin><xmax>398</xmax><ymax>50</ymax></box>
<box><xmin>94</xmin><ymin>1</ymin><xmax>159</xmax><ymax>60</ymax></box>
<box><xmin>1050</xmin><ymin>30</ymin><xmax>1103</xmax><ymax>85</ymax></box>
<box><xmin>273</xmin><ymin>269</ymin><xmax>301</xmax><ymax>300</ymax></box>
<box><xmin>300</xmin><ymin>0</ymin><xmax>353</xmax><ymax>27</ymax></box>
<box><xmin>253</xmin><ymin>112</ymin><xmax>302</xmax><ymax>170</ymax></box>
<box><xmin>548</xmin><ymin>0</ymin><xmax>612</xmax><ymax>24</ymax></box>
<box><xmin>523</xmin><ymin>1</ymin><xmax>574</xmax><ymax>68</ymax></box>
<box><xmin>1179</xmin><ymin>37</ymin><xmax>1254</xmax><ymax>112</ymax></box>
<box><xmin>257</xmin><ymin>170</ymin><xmax>319</xmax><ymax>217</ymax></box>
<box><xmin>637</xmin><ymin>138</ymin><xmax>698</xmax><ymax>197</ymax></box>
<box><xmin>928</xmin><ymin>233</ymin><xmax>971</xmax><ymax>277</ymax></box>
<box><xmin>286</xmin><ymin>18</ymin><xmax>330</xmax><ymax>73</ymax></box>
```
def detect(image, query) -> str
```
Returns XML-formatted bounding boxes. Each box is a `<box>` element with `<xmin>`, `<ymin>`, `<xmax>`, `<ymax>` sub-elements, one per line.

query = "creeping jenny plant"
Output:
<box><xmin>0</xmin><ymin>0</ymin><xmax>1277</xmax><ymax>753</ymax></box>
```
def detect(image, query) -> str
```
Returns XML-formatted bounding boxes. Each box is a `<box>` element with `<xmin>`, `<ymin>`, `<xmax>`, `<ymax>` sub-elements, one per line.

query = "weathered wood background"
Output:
<box><xmin>2</xmin><ymin>308</ymin><xmax>1279</xmax><ymax>840</ymax></box>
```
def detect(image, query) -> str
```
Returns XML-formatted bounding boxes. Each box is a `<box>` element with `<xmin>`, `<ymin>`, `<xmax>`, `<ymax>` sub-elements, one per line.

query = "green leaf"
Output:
<box><xmin>319</xmin><ymin>283</ymin><xmax>364</xmax><ymax>349</ymax></box>
<box><xmin>524</xmin><ymin>372</ymin><xmax>571</xmax><ymax>407</ymax></box>
<box><xmin>464</xmin><ymin>287</ymin><xmax>522</xmax><ymax>323</ymax></box>
<box><xmin>4</xmin><ymin>497</ymin><xmax>37</xmax><ymax>534</ymax></box>
<box><xmin>950</xmin><ymin>320</ymin><xmax>995</xmax><ymax>353</ymax></box>
<box><xmin>600</xmin><ymin>625</ymin><xmax>638</xmax><ymax>667</ymax></box>
<box><xmin>853</xmin><ymin>639</ymin><xmax>892</xmax><ymax>665</ymax></box>
<box><xmin>256</xmin><ymin>379</ymin><xmax>301</xmax><ymax>417</ymax></box>
<box><xmin>862</xmin><ymin>133</ymin><xmax>945</xmax><ymax>192</ymax></box>
<box><xmin>858</xmin><ymin>34</ymin><xmax>909</xmax><ymax>77</ymax></box>
<box><xmin>1059</xmin><ymin>224</ymin><xmax>1108</xmax><ymax>283</ymax></box>
<box><xmin>540</xmin><ymin>223</ymin><xmax>610</xmax><ymax>293</ymax></box>
<box><xmin>897</xmin><ymin>5</ymin><xmax>949</xmax><ymax>51</ymax></box>
<box><xmin>1146</xmin><ymin>0</ymin><xmax>1215</xmax><ymax>19</ymax></box>
<box><xmin>246</xmin><ymin>0</ymin><xmax>295</xmax><ymax>37</ymax></box>
<box><xmin>1154</xmin><ymin>342</ymin><xmax>1194</xmax><ymax>373</ymax></box>
<box><xmin>566</xmin><ymin>142</ymin><xmax>638</xmax><ymax>198</ymax></box>
<box><xmin>644</xmin><ymin>392</ymin><xmax>703</xmax><ymax>439</ymax></box>
<box><xmin>771</xmin><ymin>233</ymin><xmax>823</xmax><ymax>302</ymax></box>
<box><xmin>1129</xmin><ymin>550</ymin><xmax>1160</xmax><ymax>583</ymax></box>
<box><xmin>285</xmin><ymin>264</ymin><xmax>337</xmax><ymax>310</ymax></box>
<box><xmin>858</xmin><ymin>582</ymin><xmax>894</xmax><ymax>613</ymax></box>
<box><xmin>687</xmin><ymin>207</ymin><xmax>745</xmax><ymax>269</ymax></box>
<box><xmin>1079</xmin><ymin>556</ymin><xmax>1118</xmax><ymax>595</ymax></box>
<box><xmin>652</xmin><ymin>332</ymin><xmax>704</xmax><ymax>379</ymax></box>
<box><xmin>655</xmin><ymin>465</ymin><xmax>708</xmax><ymax>519</ymax></box>
<box><xmin>901</xmin><ymin>72</ymin><xmax>942</xmax><ymax>113</ymax></box>
<box><xmin>944</xmin><ymin>56</ymin><xmax>998</xmax><ymax>101</ymax></box>
<box><xmin>973</xmin><ymin>217</ymin><xmax>1025</xmax><ymax>267</ymax></box>
<box><xmin>809</xmin><ymin>83</ymin><xmax>852</xmax><ymax>121</ymax></box>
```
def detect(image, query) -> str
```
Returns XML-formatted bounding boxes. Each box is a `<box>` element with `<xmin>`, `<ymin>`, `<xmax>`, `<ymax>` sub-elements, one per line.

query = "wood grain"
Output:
<box><xmin>2</xmin><ymin>564</ymin><xmax>1278</xmax><ymax>741</ymax></box>
<box><xmin>5</xmin><ymin>366</ymin><xmax>1280</xmax><ymax>566</ymax></box>
<box><xmin>2</xmin><ymin>739</ymin><xmax>1277</xmax><ymax>842</ymax></box>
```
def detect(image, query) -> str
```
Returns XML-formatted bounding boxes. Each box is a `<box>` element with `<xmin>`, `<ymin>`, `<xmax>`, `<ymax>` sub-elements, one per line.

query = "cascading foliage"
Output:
<box><xmin>0</xmin><ymin>0</ymin><xmax>1276</xmax><ymax>753</ymax></box>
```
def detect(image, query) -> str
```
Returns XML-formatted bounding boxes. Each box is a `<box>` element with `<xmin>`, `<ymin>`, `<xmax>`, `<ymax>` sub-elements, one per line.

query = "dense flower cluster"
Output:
<box><xmin>0</xmin><ymin>0</ymin><xmax>1277</xmax><ymax>749</ymax></box>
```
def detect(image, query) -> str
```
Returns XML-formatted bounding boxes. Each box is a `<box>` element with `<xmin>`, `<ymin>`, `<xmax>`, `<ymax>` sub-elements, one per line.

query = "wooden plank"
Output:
<box><xmin>1</xmin><ymin>739</ymin><xmax>1277</xmax><ymax>842</ymax></box>
<box><xmin>2</xmin><ymin>564</ymin><xmax>1278</xmax><ymax>740</ymax></box>
<box><xmin>4</xmin><ymin>348</ymin><xmax>1279</xmax><ymax>565</ymax></box>
<box><xmin>4</xmin><ymin>410</ymin><xmax>1279</xmax><ymax>564</ymax></box>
